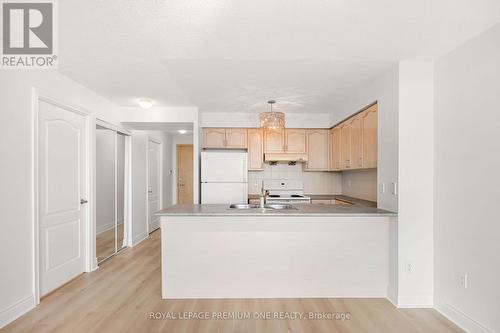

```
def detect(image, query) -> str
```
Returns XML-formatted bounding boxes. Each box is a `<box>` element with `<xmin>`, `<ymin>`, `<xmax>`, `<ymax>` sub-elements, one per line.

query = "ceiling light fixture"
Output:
<box><xmin>260</xmin><ymin>100</ymin><xmax>285</xmax><ymax>131</ymax></box>
<box><xmin>137</xmin><ymin>98</ymin><xmax>153</xmax><ymax>109</ymax></box>
<box><xmin>177</xmin><ymin>129</ymin><xmax>187</xmax><ymax>134</ymax></box>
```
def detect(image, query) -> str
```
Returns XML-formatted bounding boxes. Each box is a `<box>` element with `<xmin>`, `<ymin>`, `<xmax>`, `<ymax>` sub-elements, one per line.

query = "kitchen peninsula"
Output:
<box><xmin>158</xmin><ymin>203</ymin><xmax>396</xmax><ymax>299</ymax></box>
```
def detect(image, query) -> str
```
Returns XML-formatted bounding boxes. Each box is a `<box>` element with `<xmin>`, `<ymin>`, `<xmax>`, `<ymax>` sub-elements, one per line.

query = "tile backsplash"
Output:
<box><xmin>248</xmin><ymin>163</ymin><xmax>342</xmax><ymax>195</ymax></box>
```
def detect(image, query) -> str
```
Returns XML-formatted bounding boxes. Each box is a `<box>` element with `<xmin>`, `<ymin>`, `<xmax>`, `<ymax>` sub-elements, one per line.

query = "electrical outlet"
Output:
<box><xmin>391</xmin><ymin>182</ymin><xmax>398</xmax><ymax>196</ymax></box>
<box><xmin>406</xmin><ymin>262</ymin><xmax>414</xmax><ymax>273</ymax></box>
<box><xmin>459</xmin><ymin>274</ymin><xmax>468</xmax><ymax>289</ymax></box>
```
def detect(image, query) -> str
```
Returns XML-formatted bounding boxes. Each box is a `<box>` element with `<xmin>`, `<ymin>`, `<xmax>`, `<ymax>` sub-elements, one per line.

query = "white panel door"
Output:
<box><xmin>201</xmin><ymin>152</ymin><xmax>247</xmax><ymax>182</ymax></box>
<box><xmin>201</xmin><ymin>183</ymin><xmax>248</xmax><ymax>204</ymax></box>
<box><xmin>38</xmin><ymin>100</ymin><xmax>87</xmax><ymax>296</ymax></box>
<box><xmin>148</xmin><ymin>141</ymin><xmax>161</xmax><ymax>232</ymax></box>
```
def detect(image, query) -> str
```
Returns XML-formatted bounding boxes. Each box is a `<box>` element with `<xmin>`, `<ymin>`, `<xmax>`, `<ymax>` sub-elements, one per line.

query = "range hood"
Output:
<box><xmin>264</xmin><ymin>153</ymin><xmax>308</xmax><ymax>163</ymax></box>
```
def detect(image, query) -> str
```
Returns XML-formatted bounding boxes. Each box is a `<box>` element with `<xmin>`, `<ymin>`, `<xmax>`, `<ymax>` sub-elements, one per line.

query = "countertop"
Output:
<box><xmin>156</xmin><ymin>203</ymin><xmax>396</xmax><ymax>217</ymax></box>
<box><xmin>248</xmin><ymin>194</ymin><xmax>377</xmax><ymax>208</ymax></box>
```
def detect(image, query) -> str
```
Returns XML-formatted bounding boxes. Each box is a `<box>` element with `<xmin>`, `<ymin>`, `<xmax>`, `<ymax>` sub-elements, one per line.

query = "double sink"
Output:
<box><xmin>229</xmin><ymin>203</ymin><xmax>298</xmax><ymax>210</ymax></box>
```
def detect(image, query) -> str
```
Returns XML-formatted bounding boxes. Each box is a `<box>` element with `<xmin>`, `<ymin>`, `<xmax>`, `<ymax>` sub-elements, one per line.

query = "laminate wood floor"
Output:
<box><xmin>1</xmin><ymin>230</ymin><xmax>463</xmax><ymax>333</ymax></box>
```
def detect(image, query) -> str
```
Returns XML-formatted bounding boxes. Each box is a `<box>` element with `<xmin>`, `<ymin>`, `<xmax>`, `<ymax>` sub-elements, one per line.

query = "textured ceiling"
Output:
<box><xmin>57</xmin><ymin>0</ymin><xmax>500</xmax><ymax>113</ymax></box>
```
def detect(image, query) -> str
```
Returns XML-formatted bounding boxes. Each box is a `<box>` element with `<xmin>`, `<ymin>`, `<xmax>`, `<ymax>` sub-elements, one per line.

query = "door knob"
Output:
<box><xmin>80</xmin><ymin>199</ymin><xmax>88</xmax><ymax>204</ymax></box>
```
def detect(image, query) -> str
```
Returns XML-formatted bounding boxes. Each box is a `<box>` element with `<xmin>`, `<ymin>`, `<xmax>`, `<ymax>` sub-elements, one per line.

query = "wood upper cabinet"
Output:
<box><xmin>305</xmin><ymin>129</ymin><xmax>329</xmax><ymax>171</ymax></box>
<box><xmin>203</xmin><ymin>128</ymin><xmax>247</xmax><ymax>149</ymax></box>
<box><xmin>225</xmin><ymin>128</ymin><xmax>247</xmax><ymax>149</ymax></box>
<box><xmin>203</xmin><ymin>128</ymin><xmax>226</xmax><ymax>148</ymax></box>
<box><xmin>247</xmin><ymin>128</ymin><xmax>264</xmax><ymax>170</ymax></box>
<box><xmin>339</xmin><ymin>122</ymin><xmax>351</xmax><ymax>169</ymax></box>
<box><xmin>329</xmin><ymin>127</ymin><xmax>341</xmax><ymax>171</ymax></box>
<box><xmin>361</xmin><ymin>105</ymin><xmax>378</xmax><ymax>168</ymax></box>
<box><xmin>285</xmin><ymin>129</ymin><xmax>306</xmax><ymax>153</ymax></box>
<box><xmin>350</xmin><ymin>115</ymin><xmax>363</xmax><ymax>169</ymax></box>
<box><xmin>264</xmin><ymin>128</ymin><xmax>285</xmax><ymax>153</ymax></box>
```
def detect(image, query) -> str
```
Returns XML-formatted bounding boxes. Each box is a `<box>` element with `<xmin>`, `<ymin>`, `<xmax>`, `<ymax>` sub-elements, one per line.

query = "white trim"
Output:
<box><xmin>435</xmin><ymin>302</ymin><xmax>494</xmax><ymax>333</ymax></box>
<box><xmin>0</xmin><ymin>295</ymin><xmax>36</xmax><ymax>329</ymax></box>
<box><xmin>397</xmin><ymin>295</ymin><xmax>433</xmax><ymax>308</ymax></box>
<box><xmin>147</xmin><ymin>138</ymin><xmax>163</xmax><ymax>235</ymax></box>
<box><xmin>32</xmin><ymin>90</ymin><xmax>93</xmax><ymax>306</ymax></box>
<box><xmin>96</xmin><ymin>118</ymin><xmax>131</xmax><ymax>136</ymax></box>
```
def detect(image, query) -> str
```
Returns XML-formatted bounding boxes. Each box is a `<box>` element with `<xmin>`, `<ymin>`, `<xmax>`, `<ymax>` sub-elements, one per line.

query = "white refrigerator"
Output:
<box><xmin>201</xmin><ymin>152</ymin><xmax>248</xmax><ymax>204</ymax></box>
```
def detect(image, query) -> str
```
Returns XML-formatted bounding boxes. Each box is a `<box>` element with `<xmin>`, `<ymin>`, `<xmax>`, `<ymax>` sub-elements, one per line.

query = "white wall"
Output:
<box><xmin>332</xmin><ymin>67</ymin><xmax>399</xmax><ymax>212</ymax></box>
<box><xmin>398</xmin><ymin>61</ymin><xmax>434</xmax><ymax>307</ymax></box>
<box><xmin>130</xmin><ymin>131</ymin><xmax>149</xmax><ymax>245</ymax></box>
<box><xmin>201</xmin><ymin>112</ymin><xmax>331</xmax><ymax>128</ymax></box>
<box><xmin>96</xmin><ymin>129</ymin><xmax>116</xmax><ymax>234</ymax></box>
<box><xmin>248</xmin><ymin>164</ymin><xmax>342</xmax><ymax>195</ymax></box>
<box><xmin>0</xmin><ymin>70</ymin><xmax>122</xmax><ymax>328</ymax></box>
<box><xmin>434</xmin><ymin>23</ymin><xmax>500</xmax><ymax>332</ymax></box>
<box><xmin>342</xmin><ymin>169</ymin><xmax>377</xmax><ymax>202</ymax></box>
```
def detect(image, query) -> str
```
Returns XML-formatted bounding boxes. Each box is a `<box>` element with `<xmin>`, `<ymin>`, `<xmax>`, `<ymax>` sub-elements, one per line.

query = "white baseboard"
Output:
<box><xmin>0</xmin><ymin>294</ymin><xmax>35</xmax><ymax>329</ymax></box>
<box><xmin>132</xmin><ymin>231</ymin><xmax>148</xmax><ymax>247</ymax></box>
<box><xmin>435</xmin><ymin>302</ymin><xmax>494</xmax><ymax>333</ymax></box>
<box><xmin>397</xmin><ymin>295</ymin><xmax>433</xmax><ymax>308</ymax></box>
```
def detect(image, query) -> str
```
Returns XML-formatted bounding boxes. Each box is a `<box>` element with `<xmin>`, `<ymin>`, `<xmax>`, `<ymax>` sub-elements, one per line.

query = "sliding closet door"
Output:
<box><xmin>116</xmin><ymin>133</ymin><xmax>126</xmax><ymax>251</ymax></box>
<box><xmin>96</xmin><ymin>127</ymin><xmax>116</xmax><ymax>262</ymax></box>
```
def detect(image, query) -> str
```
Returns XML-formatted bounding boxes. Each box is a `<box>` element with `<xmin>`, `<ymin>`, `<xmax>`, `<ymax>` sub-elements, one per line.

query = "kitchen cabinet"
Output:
<box><xmin>247</xmin><ymin>128</ymin><xmax>264</xmax><ymax>170</ymax></box>
<box><xmin>350</xmin><ymin>115</ymin><xmax>363</xmax><ymax>169</ymax></box>
<box><xmin>305</xmin><ymin>129</ymin><xmax>329</xmax><ymax>171</ymax></box>
<box><xmin>225</xmin><ymin>128</ymin><xmax>247</xmax><ymax>148</ymax></box>
<box><xmin>330</xmin><ymin>103</ymin><xmax>378</xmax><ymax>171</ymax></box>
<box><xmin>361</xmin><ymin>105</ymin><xmax>377</xmax><ymax>168</ymax></box>
<box><xmin>264</xmin><ymin>128</ymin><xmax>285</xmax><ymax>153</ymax></box>
<box><xmin>329</xmin><ymin>127</ymin><xmax>341</xmax><ymax>171</ymax></box>
<box><xmin>203</xmin><ymin>128</ymin><xmax>247</xmax><ymax>149</ymax></box>
<box><xmin>264</xmin><ymin>128</ymin><xmax>306</xmax><ymax>154</ymax></box>
<box><xmin>339</xmin><ymin>121</ymin><xmax>351</xmax><ymax>169</ymax></box>
<box><xmin>203</xmin><ymin>128</ymin><xmax>226</xmax><ymax>148</ymax></box>
<box><xmin>284</xmin><ymin>129</ymin><xmax>306</xmax><ymax>153</ymax></box>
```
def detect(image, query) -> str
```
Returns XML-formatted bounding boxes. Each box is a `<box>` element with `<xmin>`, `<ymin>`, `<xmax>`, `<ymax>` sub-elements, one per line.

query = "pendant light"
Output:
<box><xmin>260</xmin><ymin>100</ymin><xmax>285</xmax><ymax>130</ymax></box>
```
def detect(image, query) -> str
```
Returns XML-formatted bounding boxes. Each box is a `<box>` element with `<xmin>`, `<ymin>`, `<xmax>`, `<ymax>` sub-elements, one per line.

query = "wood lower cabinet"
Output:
<box><xmin>203</xmin><ymin>128</ymin><xmax>247</xmax><ymax>149</ymax></box>
<box><xmin>264</xmin><ymin>128</ymin><xmax>285</xmax><ymax>153</ymax></box>
<box><xmin>247</xmin><ymin>128</ymin><xmax>264</xmax><ymax>170</ymax></box>
<box><xmin>285</xmin><ymin>129</ymin><xmax>306</xmax><ymax>153</ymax></box>
<box><xmin>305</xmin><ymin>129</ymin><xmax>329</xmax><ymax>171</ymax></box>
<box><xmin>329</xmin><ymin>127</ymin><xmax>341</xmax><ymax>171</ymax></box>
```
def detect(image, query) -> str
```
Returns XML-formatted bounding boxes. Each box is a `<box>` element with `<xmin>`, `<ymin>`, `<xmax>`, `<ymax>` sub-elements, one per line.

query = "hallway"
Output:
<box><xmin>1</xmin><ymin>231</ymin><xmax>461</xmax><ymax>333</ymax></box>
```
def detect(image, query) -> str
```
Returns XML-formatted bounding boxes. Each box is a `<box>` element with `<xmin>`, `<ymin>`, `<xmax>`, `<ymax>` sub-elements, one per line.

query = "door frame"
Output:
<box><xmin>176</xmin><ymin>144</ymin><xmax>194</xmax><ymax>204</ymax></box>
<box><xmin>146</xmin><ymin>138</ymin><xmax>162</xmax><ymax>234</ymax></box>
<box><xmin>32</xmin><ymin>90</ymin><xmax>92</xmax><ymax>304</ymax></box>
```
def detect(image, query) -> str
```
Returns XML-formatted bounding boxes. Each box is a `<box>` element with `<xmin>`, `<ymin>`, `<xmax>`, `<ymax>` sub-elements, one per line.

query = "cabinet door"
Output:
<box><xmin>340</xmin><ymin>122</ymin><xmax>351</xmax><ymax>169</ymax></box>
<box><xmin>285</xmin><ymin>129</ymin><xmax>306</xmax><ymax>153</ymax></box>
<box><xmin>361</xmin><ymin>105</ymin><xmax>378</xmax><ymax>168</ymax></box>
<box><xmin>264</xmin><ymin>128</ymin><xmax>285</xmax><ymax>153</ymax></box>
<box><xmin>305</xmin><ymin>129</ymin><xmax>329</xmax><ymax>171</ymax></box>
<box><xmin>329</xmin><ymin>127</ymin><xmax>341</xmax><ymax>171</ymax></box>
<box><xmin>350</xmin><ymin>115</ymin><xmax>363</xmax><ymax>169</ymax></box>
<box><xmin>247</xmin><ymin>128</ymin><xmax>264</xmax><ymax>170</ymax></box>
<box><xmin>225</xmin><ymin>128</ymin><xmax>248</xmax><ymax>149</ymax></box>
<box><xmin>203</xmin><ymin>128</ymin><xmax>226</xmax><ymax>148</ymax></box>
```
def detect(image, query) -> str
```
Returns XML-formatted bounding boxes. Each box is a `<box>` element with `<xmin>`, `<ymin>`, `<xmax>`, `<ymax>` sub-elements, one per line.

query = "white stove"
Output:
<box><xmin>263</xmin><ymin>180</ymin><xmax>311</xmax><ymax>204</ymax></box>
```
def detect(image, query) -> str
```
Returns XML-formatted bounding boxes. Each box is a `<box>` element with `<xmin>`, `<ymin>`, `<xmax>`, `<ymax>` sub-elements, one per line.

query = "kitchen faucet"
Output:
<box><xmin>259</xmin><ymin>181</ymin><xmax>269</xmax><ymax>208</ymax></box>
